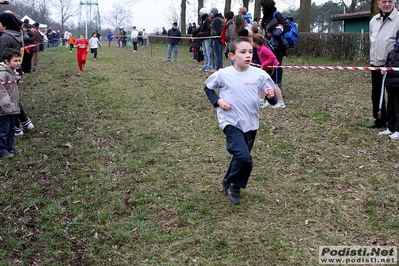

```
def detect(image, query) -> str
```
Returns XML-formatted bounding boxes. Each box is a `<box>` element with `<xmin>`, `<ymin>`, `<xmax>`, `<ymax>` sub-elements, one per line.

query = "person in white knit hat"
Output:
<box><xmin>196</xmin><ymin>7</ymin><xmax>212</xmax><ymax>72</ymax></box>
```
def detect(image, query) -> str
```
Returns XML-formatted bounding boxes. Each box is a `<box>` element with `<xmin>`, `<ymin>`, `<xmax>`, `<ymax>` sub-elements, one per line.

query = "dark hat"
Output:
<box><xmin>32</xmin><ymin>22</ymin><xmax>39</xmax><ymax>27</ymax></box>
<box><xmin>210</xmin><ymin>7</ymin><xmax>218</xmax><ymax>14</ymax></box>
<box><xmin>173</xmin><ymin>22</ymin><xmax>178</xmax><ymax>26</ymax></box>
<box><xmin>0</xmin><ymin>12</ymin><xmax>22</xmax><ymax>31</ymax></box>
<box><xmin>396</xmin><ymin>30</ymin><xmax>399</xmax><ymax>40</ymax></box>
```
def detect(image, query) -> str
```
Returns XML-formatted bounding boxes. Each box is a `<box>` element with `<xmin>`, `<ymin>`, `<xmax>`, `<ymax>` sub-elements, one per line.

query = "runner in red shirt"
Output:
<box><xmin>74</xmin><ymin>34</ymin><xmax>90</xmax><ymax>74</ymax></box>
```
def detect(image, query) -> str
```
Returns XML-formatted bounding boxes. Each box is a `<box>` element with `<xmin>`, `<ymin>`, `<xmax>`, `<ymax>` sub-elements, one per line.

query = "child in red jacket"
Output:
<box><xmin>74</xmin><ymin>34</ymin><xmax>90</xmax><ymax>74</ymax></box>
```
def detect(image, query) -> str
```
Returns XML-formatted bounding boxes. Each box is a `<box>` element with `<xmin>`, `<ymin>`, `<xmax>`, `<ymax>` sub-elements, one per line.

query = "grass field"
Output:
<box><xmin>0</xmin><ymin>43</ymin><xmax>398</xmax><ymax>265</ymax></box>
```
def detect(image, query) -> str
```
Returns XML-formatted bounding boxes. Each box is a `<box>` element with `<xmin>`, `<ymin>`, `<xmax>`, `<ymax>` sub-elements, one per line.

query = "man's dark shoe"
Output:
<box><xmin>227</xmin><ymin>184</ymin><xmax>241</xmax><ymax>205</ymax></box>
<box><xmin>366</xmin><ymin>123</ymin><xmax>385</xmax><ymax>129</ymax></box>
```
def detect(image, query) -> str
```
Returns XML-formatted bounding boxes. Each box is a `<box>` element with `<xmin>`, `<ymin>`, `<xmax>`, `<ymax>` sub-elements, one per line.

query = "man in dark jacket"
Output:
<box><xmin>379</xmin><ymin>30</ymin><xmax>399</xmax><ymax>139</ymax></box>
<box><xmin>21</xmin><ymin>24</ymin><xmax>35</xmax><ymax>73</ymax></box>
<box><xmin>260</xmin><ymin>0</ymin><xmax>290</xmax><ymax>91</ymax></box>
<box><xmin>0</xmin><ymin>12</ymin><xmax>22</xmax><ymax>62</ymax></box>
<box><xmin>166</xmin><ymin>22</ymin><xmax>181</xmax><ymax>61</ymax></box>
<box><xmin>197</xmin><ymin>7</ymin><xmax>212</xmax><ymax>72</ymax></box>
<box><xmin>210</xmin><ymin>7</ymin><xmax>224</xmax><ymax>71</ymax></box>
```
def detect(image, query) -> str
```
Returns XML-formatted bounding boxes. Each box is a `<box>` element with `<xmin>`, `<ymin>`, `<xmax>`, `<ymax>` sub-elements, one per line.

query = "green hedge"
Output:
<box><xmin>287</xmin><ymin>32</ymin><xmax>370</xmax><ymax>61</ymax></box>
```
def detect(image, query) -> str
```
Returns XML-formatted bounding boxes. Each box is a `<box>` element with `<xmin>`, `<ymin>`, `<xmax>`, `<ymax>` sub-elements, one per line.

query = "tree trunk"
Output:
<box><xmin>242</xmin><ymin>0</ymin><xmax>250</xmax><ymax>9</ymax></box>
<box><xmin>181</xmin><ymin>0</ymin><xmax>186</xmax><ymax>34</ymax></box>
<box><xmin>370</xmin><ymin>0</ymin><xmax>379</xmax><ymax>18</ymax></box>
<box><xmin>198</xmin><ymin>0</ymin><xmax>204</xmax><ymax>24</ymax></box>
<box><xmin>254</xmin><ymin>0</ymin><xmax>261</xmax><ymax>21</ymax></box>
<box><xmin>224</xmin><ymin>0</ymin><xmax>232</xmax><ymax>16</ymax></box>
<box><xmin>298</xmin><ymin>0</ymin><xmax>311</xmax><ymax>32</ymax></box>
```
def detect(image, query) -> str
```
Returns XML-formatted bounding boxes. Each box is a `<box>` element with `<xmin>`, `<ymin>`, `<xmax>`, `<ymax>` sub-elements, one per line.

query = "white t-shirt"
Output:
<box><xmin>205</xmin><ymin>66</ymin><xmax>275</xmax><ymax>132</ymax></box>
<box><xmin>89</xmin><ymin>37</ymin><xmax>100</xmax><ymax>48</ymax></box>
<box><xmin>64</xmin><ymin>31</ymin><xmax>71</xmax><ymax>39</ymax></box>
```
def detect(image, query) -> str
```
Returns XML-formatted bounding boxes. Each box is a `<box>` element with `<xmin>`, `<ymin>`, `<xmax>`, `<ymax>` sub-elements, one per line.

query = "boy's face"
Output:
<box><xmin>0</xmin><ymin>22</ymin><xmax>4</xmax><ymax>32</ymax></box>
<box><xmin>79</xmin><ymin>35</ymin><xmax>85</xmax><ymax>40</ymax></box>
<box><xmin>229</xmin><ymin>41</ymin><xmax>253</xmax><ymax>68</ymax></box>
<box><xmin>5</xmin><ymin>56</ymin><xmax>21</xmax><ymax>70</ymax></box>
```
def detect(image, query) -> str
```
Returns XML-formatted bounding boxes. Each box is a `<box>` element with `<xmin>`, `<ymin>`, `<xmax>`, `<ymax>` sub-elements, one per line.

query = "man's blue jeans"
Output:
<box><xmin>222</xmin><ymin>125</ymin><xmax>257</xmax><ymax>188</ymax></box>
<box><xmin>202</xmin><ymin>38</ymin><xmax>212</xmax><ymax>71</ymax></box>
<box><xmin>211</xmin><ymin>38</ymin><xmax>223</xmax><ymax>70</ymax></box>
<box><xmin>167</xmin><ymin>44</ymin><xmax>178</xmax><ymax>61</ymax></box>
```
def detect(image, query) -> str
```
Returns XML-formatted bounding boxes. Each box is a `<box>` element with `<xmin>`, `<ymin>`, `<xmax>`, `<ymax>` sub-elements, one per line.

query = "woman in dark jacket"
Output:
<box><xmin>260</xmin><ymin>0</ymin><xmax>290</xmax><ymax>92</ymax></box>
<box><xmin>21</xmin><ymin>23</ymin><xmax>34</xmax><ymax>73</ymax></box>
<box><xmin>0</xmin><ymin>12</ymin><xmax>23</xmax><ymax>62</ymax></box>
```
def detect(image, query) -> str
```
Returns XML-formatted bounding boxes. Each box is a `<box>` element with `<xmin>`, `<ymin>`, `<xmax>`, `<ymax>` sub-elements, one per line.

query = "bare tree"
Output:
<box><xmin>9</xmin><ymin>0</ymin><xmax>53</xmax><ymax>25</ymax></box>
<box><xmin>242</xmin><ymin>0</ymin><xmax>255</xmax><ymax>10</ymax></box>
<box><xmin>298</xmin><ymin>0</ymin><xmax>311</xmax><ymax>32</ymax></box>
<box><xmin>181</xmin><ymin>0</ymin><xmax>186</xmax><ymax>34</ymax></box>
<box><xmin>198</xmin><ymin>0</ymin><xmax>204</xmax><ymax>24</ymax></box>
<box><xmin>164</xmin><ymin>4</ymin><xmax>180</xmax><ymax>28</ymax></box>
<box><xmin>340</xmin><ymin>0</ymin><xmax>372</xmax><ymax>13</ymax></box>
<box><xmin>254</xmin><ymin>0</ymin><xmax>261</xmax><ymax>21</ymax></box>
<box><xmin>103</xmin><ymin>2</ymin><xmax>132</xmax><ymax>31</ymax></box>
<box><xmin>224</xmin><ymin>0</ymin><xmax>232</xmax><ymax>15</ymax></box>
<box><xmin>370</xmin><ymin>0</ymin><xmax>379</xmax><ymax>17</ymax></box>
<box><xmin>48</xmin><ymin>0</ymin><xmax>78</xmax><ymax>32</ymax></box>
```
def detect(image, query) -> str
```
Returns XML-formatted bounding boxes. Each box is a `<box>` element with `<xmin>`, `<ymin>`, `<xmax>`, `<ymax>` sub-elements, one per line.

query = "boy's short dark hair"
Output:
<box><xmin>228</xmin><ymin>36</ymin><xmax>251</xmax><ymax>54</ymax></box>
<box><xmin>224</xmin><ymin>11</ymin><xmax>234</xmax><ymax>20</ymax></box>
<box><xmin>2</xmin><ymin>48</ymin><xmax>20</xmax><ymax>62</ymax></box>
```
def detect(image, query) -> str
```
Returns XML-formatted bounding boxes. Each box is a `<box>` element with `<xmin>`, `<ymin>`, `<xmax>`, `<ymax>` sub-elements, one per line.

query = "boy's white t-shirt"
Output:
<box><xmin>89</xmin><ymin>37</ymin><xmax>100</xmax><ymax>48</ymax></box>
<box><xmin>205</xmin><ymin>65</ymin><xmax>275</xmax><ymax>133</ymax></box>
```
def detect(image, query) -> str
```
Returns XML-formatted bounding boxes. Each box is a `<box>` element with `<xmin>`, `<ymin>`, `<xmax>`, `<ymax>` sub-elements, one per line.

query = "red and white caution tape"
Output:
<box><xmin>148</xmin><ymin>35</ymin><xmax>221</xmax><ymax>40</ymax></box>
<box><xmin>250</xmin><ymin>63</ymin><xmax>399</xmax><ymax>71</ymax></box>
<box><xmin>0</xmin><ymin>80</ymin><xmax>17</xmax><ymax>85</ymax></box>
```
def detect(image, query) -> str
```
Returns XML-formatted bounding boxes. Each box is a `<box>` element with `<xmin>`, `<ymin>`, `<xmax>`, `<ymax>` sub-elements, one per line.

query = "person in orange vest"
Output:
<box><xmin>68</xmin><ymin>34</ymin><xmax>75</xmax><ymax>53</ymax></box>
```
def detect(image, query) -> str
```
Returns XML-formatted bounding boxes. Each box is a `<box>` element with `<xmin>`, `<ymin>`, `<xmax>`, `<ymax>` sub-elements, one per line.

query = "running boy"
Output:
<box><xmin>74</xmin><ymin>34</ymin><xmax>89</xmax><ymax>74</ymax></box>
<box><xmin>204</xmin><ymin>37</ymin><xmax>276</xmax><ymax>205</ymax></box>
<box><xmin>0</xmin><ymin>48</ymin><xmax>21</xmax><ymax>158</ymax></box>
<box><xmin>89</xmin><ymin>31</ymin><xmax>102</xmax><ymax>60</ymax></box>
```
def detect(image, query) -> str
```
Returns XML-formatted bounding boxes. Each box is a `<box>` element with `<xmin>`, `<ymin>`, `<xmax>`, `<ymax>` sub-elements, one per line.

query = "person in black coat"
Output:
<box><xmin>0</xmin><ymin>12</ymin><xmax>22</xmax><ymax>62</ymax></box>
<box><xmin>21</xmin><ymin>24</ymin><xmax>34</xmax><ymax>73</ymax></box>
<box><xmin>380</xmin><ymin>30</ymin><xmax>399</xmax><ymax>140</ymax></box>
<box><xmin>166</xmin><ymin>22</ymin><xmax>181</xmax><ymax>61</ymax></box>
<box><xmin>260</xmin><ymin>0</ymin><xmax>290</xmax><ymax>90</ymax></box>
<box><xmin>197</xmin><ymin>7</ymin><xmax>212</xmax><ymax>72</ymax></box>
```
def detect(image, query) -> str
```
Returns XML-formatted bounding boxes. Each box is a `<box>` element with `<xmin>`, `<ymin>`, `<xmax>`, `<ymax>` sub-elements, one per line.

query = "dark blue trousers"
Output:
<box><xmin>223</xmin><ymin>125</ymin><xmax>257</xmax><ymax>189</ymax></box>
<box><xmin>0</xmin><ymin>115</ymin><xmax>15</xmax><ymax>156</ymax></box>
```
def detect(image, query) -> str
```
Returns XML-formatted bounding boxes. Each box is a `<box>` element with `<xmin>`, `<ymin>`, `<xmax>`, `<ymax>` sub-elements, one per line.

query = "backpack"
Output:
<box><xmin>273</xmin><ymin>11</ymin><xmax>299</xmax><ymax>48</ymax></box>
